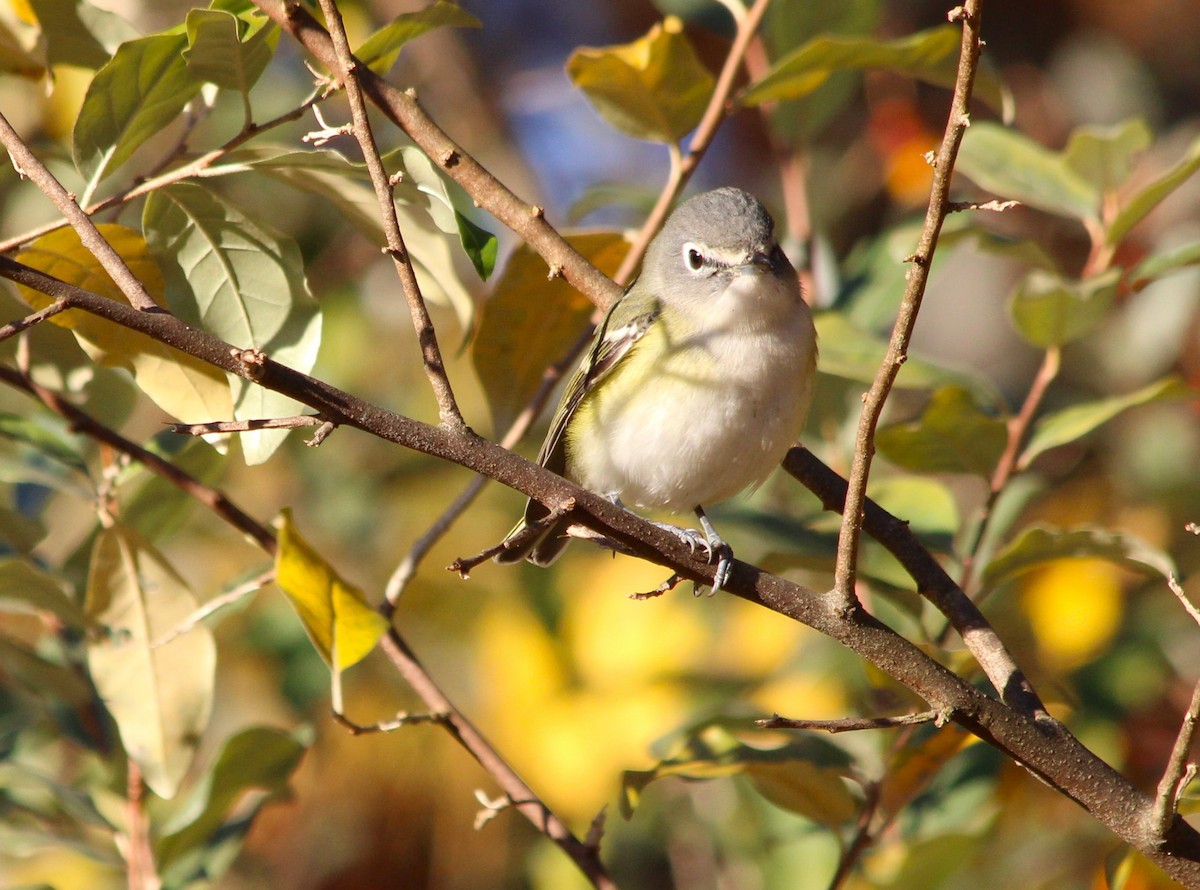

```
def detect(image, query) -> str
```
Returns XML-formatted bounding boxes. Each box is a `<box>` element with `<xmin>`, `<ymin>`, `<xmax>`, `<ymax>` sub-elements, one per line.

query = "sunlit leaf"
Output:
<box><xmin>212</xmin><ymin>145</ymin><xmax>488</xmax><ymax>323</ymax></box>
<box><xmin>1008</xmin><ymin>268</ymin><xmax>1121</xmax><ymax>348</ymax></box>
<box><xmin>144</xmin><ymin>183</ymin><xmax>322</xmax><ymax>464</ymax></box>
<box><xmin>0</xmin><ymin>557</ymin><xmax>82</xmax><ymax>625</ymax></box>
<box><xmin>473</xmin><ymin>232</ymin><xmax>628</xmax><ymax>433</ymax></box>
<box><xmin>1021</xmin><ymin>376</ymin><xmax>1196</xmax><ymax>466</ymax></box>
<box><xmin>742</xmin><ymin>25</ymin><xmax>1011</xmax><ymax>121</ymax></box>
<box><xmin>1062</xmin><ymin>118</ymin><xmax>1151</xmax><ymax>195</ymax></box>
<box><xmin>566</xmin><ymin>16</ymin><xmax>714</xmax><ymax>144</ymax></box>
<box><xmin>1106</xmin><ymin>131</ymin><xmax>1200</xmax><ymax>247</ymax></box>
<box><xmin>957</xmin><ymin>122</ymin><xmax>1098</xmax><ymax>221</ymax></box>
<box><xmin>1022</xmin><ymin>557</ymin><xmax>1123</xmax><ymax>669</ymax></box>
<box><xmin>86</xmin><ymin>523</ymin><xmax>216</xmax><ymax>799</ymax></box>
<box><xmin>980</xmin><ymin>525</ymin><xmax>1177</xmax><ymax>597</ymax></box>
<box><xmin>867</xmin><ymin>476</ymin><xmax>959</xmax><ymax>537</ymax></box>
<box><xmin>274</xmin><ymin>510</ymin><xmax>388</xmax><ymax>671</ymax></box>
<box><xmin>14</xmin><ymin>224</ymin><xmax>235</xmax><ymax>424</ymax></box>
<box><xmin>156</xmin><ymin>725</ymin><xmax>307</xmax><ymax>881</ymax></box>
<box><xmin>73</xmin><ymin>32</ymin><xmax>203</xmax><ymax>190</ymax></box>
<box><xmin>877</xmin><ymin>386</ymin><xmax>1007</xmax><ymax>477</ymax></box>
<box><xmin>183</xmin><ymin>7</ymin><xmax>277</xmax><ymax>98</ymax></box>
<box><xmin>28</xmin><ymin>0</ymin><xmax>138</xmax><ymax>69</ymax></box>
<box><xmin>355</xmin><ymin>0</ymin><xmax>480</xmax><ymax>76</ymax></box>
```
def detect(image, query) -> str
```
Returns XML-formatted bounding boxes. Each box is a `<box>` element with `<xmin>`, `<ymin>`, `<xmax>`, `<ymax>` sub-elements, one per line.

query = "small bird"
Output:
<box><xmin>495</xmin><ymin>187</ymin><xmax>817</xmax><ymax>593</ymax></box>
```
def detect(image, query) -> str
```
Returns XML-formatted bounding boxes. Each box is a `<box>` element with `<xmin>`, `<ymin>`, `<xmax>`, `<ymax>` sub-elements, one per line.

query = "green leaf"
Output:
<box><xmin>814</xmin><ymin>313</ymin><xmax>1002</xmax><ymax>409</ymax></box>
<box><xmin>28</xmin><ymin>0</ymin><xmax>138</xmax><ymax>69</ymax></box>
<box><xmin>156</xmin><ymin>726</ymin><xmax>307</xmax><ymax>880</ymax></box>
<box><xmin>0</xmin><ymin>558</ymin><xmax>82</xmax><ymax>625</ymax></box>
<box><xmin>957</xmin><ymin>122</ymin><xmax>1098</xmax><ymax>221</ymax></box>
<box><xmin>867</xmin><ymin>476</ymin><xmax>959</xmax><ymax>538</ymax></box>
<box><xmin>1008</xmin><ymin>267</ymin><xmax>1120</xmax><ymax>348</ymax></box>
<box><xmin>73</xmin><ymin>32</ymin><xmax>203</xmax><ymax>191</ymax></box>
<box><xmin>980</xmin><ymin>525</ymin><xmax>1177</xmax><ymax>596</ymax></box>
<box><xmin>273</xmin><ymin>509</ymin><xmax>388</xmax><ymax>671</ymax></box>
<box><xmin>1130</xmin><ymin>240</ymin><xmax>1200</xmax><ymax>286</ymax></box>
<box><xmin>454</xmin><ymin>210</ymin><xmax>498</xmax><ymax>281</ymax></box>
<box><xmin>744</xmin><ymin>760</ymin><xmax>858</xmax><ymax>826</ymax></box>
<box><xmin>0</xmin><ymin>411</ymin><xmax>88</xmax><ymax>475</ymax></box>
<box><xmin>86</xmin><ymin>523</ymin><xmax>217</xmax><ymax>799</ymax></box>
<box><xmin>14</xmin><ymin>224</ymin><xmax>235</xmax><ymax>424</ymax></box>
<box><xmin>1106</xmin><ymin>131</ymin><xmax>1200</xmax><ymax>248</ymax></box>
<box><xmin>1021</xmin><ymin>376</ymin><xmax>1196</xmax><ymax>466</ymax></box>
<box><xmin>619</xmin><ymin>723</ymin><xmax>854</xmax><ymax>819</ymax></box>
<box><xmin>474</xmin><ymin>232</ymin><xmax>629</xmax><ymax>433</ymax></box>
<box><xmin>1062</xmin><ymin>118</ymin><xmax>1151</xmax><ymax>195</ymax></box>
<box><xmin>742</xmin><ymin>25</ymin><xmax>1011</xmax><ymax>121</ymax></box>
<box><xmin>183</xmin><ymin>8</ymin><xmax>277</xmax><ymax>97</ymax></box>
<box><xmin>355</xmin><ymin>0</ymin><xmax>481</xmax><ymax>76</ymax></box>
<box><xmin>876</xmin><ymin>386</ymin><xmax>1007</xmax><ymax>477</ymax></box>
<box><xmin>211</xmin><ymin>145</ymin><xmax>486</xmax><ymax>326</ymax></box>
<box><xmin>119</xmin><ymin>437</ymin><xmax>226</xmax><ymax>542</ymax></box>
<box><xmin>143</xmin><ymin>183</ymin><xmax>322</xmax><ymax>465</ymax></box>
<box><xmin>566</xmin><ymin>16</ymin><xmax>714</xmax><ymax>144</ymax></box>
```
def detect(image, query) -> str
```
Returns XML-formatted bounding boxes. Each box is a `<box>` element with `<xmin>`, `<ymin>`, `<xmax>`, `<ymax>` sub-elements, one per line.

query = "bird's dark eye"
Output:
<box><xmin>683</xmin><ymin>244</ymin><xmax>705</xmax><ymax>272</ymax></box>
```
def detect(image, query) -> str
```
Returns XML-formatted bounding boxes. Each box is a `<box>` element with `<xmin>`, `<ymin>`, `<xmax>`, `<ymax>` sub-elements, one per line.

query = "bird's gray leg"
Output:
<box><xmin>694</xmin><ymin>506</ymin><xmax>733</xmax><ymax>596</ymax></box>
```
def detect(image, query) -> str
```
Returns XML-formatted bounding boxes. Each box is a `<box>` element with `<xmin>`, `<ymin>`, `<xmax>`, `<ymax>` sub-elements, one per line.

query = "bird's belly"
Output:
<box><xmin>567</xmin><ymin>329</ymin><xmax>812</xmax><ymax>513</ymax></box>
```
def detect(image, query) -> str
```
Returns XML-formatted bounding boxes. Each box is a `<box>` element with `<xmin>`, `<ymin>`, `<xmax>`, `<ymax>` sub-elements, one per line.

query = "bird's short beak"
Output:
<box><xmin>737</xmin><ymin>251</ymin><xmax>774</xmax><ymax>275</ymax></box>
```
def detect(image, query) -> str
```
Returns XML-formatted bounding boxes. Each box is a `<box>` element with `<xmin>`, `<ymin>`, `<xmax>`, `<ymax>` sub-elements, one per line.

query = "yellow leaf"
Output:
<box><xmin>566</xmin><ymin>17</ymin><xmax>714</xmax><ymax>144</ymax></box>
<box><xmin>1022</xmin><ymin>558</ymin><xmax>1123</xmax><ymax>669</ymax></box>
<box><xmin>15</xmin><ymin>224</ymin><xmax>232</xmax><ymax>422</ymax></box>
<box><xmin>473</xmin><ymin>231</ymin><xmax>628</xmax><ymax>433</ymax></box>
<box><xmin>274</xmin><ymin>510</ymin><xmax>388</xmax><ymax>671</ymax></box>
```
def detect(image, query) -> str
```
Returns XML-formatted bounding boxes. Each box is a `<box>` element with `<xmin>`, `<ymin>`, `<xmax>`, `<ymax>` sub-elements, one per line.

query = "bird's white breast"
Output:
<box><xmin>567</xmin><ymin>274</ymin><xmax>817</xmax><ymax>513</ymax></box>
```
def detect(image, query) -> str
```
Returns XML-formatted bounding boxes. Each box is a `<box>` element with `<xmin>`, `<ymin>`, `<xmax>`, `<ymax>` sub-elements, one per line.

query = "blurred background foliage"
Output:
<box><xmin>0</xmin><ymin>0</ymin><xmax>1198</xmax><ymax>888</ymax></box>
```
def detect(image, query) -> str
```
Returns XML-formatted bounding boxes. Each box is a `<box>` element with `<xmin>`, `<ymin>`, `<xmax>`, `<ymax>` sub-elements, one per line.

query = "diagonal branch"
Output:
<box><xmin>315</xmin><ymin>0</ymin><xmax>464</xmax><ymax>429</ymax></box>
<box><xmin>0</xmin><ymin>111</ymin><xmax>160</xmax><ymax>313</ymax></box>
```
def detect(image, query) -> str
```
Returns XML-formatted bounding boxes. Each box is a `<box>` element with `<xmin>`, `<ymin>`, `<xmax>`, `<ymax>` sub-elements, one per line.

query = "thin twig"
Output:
<box><xmin>757</xmin><ymin>709</ymin><xmax>948</xmax><ymax>733</ymax></box>
<box><xmin>0</xmin><ymin>299</ymin><xmax>69</xmax><ymax>343</ymax></box>
<box><xmin>1153</xmin><ymin>678</ymin><xmax>1200</xmax><ymax>839</ymax></box>
<box><xmin>168</xmin><ymin>415</ymin><xmax>328</xmax><ymax>436</ymax></box>
<box><xmin>0</xmin><ymin>112</ymin><xmax>160</xmax><ymax>312</ymax></box>
<box><xmin>316</xmin><ymin>0</ymin><xmax>464</xmax><ymax>429</ymax></box>
<box><xmin>152</xmin><ymin>569</ymin><xmax>274</xmax><ymax>648</ymax></box>
<box><xmin>331</xmin><ymin>708</ymin><xmax>448</xmax><ymax>735</ymax></box>
<box><xmin>832</xmin><ymin>0</ymin><xmax>985</xmax><ymax>611</ymax></box>
<box><xmin>612</xmin><ymin>0</ymin><xmax>775</xmax><ymax>286</ymax></box>
<box><xmin>0</xmin><ymin>92</ymin><xmax>326</xmax><ymax>256</ymax></box>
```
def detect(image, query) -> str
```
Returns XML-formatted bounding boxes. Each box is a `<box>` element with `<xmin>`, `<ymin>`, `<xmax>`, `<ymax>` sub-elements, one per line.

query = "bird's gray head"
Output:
<box><xmin>641</xmin><ymin>187</ymin><xmax>794</xmax><ymax>304</ymax></box>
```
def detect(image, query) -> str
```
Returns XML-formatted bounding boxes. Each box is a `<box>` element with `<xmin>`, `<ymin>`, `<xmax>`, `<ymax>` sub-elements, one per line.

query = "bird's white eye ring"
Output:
<box><xmin>682</xmin><ymin>243</ymin><xmax>705</xmax><ymax>272</ymax></box>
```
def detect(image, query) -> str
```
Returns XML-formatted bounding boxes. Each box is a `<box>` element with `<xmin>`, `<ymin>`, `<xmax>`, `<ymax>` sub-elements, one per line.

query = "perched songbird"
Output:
<box><xmin>495</xmin><ymin>187</ymin><xmax>818</xmax><ymax>593</ymax></box>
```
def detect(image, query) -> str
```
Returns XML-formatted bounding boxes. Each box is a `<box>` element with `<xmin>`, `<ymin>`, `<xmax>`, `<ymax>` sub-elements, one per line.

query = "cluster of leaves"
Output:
<box><xmin>0</xmin><ymin>0</ymin><xmax>1197</xmax><ymax>888</ymax></box>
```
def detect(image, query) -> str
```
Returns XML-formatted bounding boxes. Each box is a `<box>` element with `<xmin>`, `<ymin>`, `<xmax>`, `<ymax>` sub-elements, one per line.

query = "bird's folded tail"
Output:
<box><xmin>492</xmin><ymin>501</ymin><xmax>573</xmax><ymax>567</ymax></box>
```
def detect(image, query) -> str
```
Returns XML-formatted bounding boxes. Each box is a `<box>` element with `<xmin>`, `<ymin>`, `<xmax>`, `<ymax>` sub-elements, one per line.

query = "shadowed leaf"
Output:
<box><xmin>355</xmin><ymin>0</ymin><xmax>480</xmax><ymax>75</ymax></box>
<box><xmin>876</xmin><ymin>386</ymin><xmax>1007</xmax><ymax>477</ymax></box>
<box><xmin>1008</xmin><ymin>268</ymin><xmax>1120</xmax><ymax>348</ymax></box>
<box><xmin>86</xmin><ymin>523</ymin><xmax>216</xmax><ymax>799</ymax></box>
